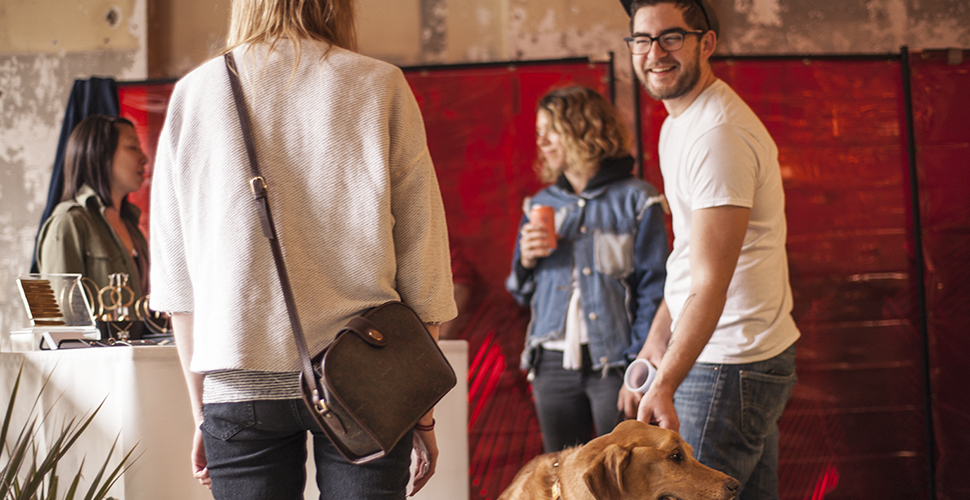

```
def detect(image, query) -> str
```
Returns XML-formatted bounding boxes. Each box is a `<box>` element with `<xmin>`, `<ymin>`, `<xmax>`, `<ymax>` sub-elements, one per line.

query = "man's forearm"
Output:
<box><xmin>649</xmin><ymin>288</ymin><xmax>727</xmax><ymax>395</ymax></box>
<box><xmin>651</xmin><ymin>204</ymin><xmax>750</xmax><ymax>394</ymax></box>
<box><xmin>639</xmin><ymin>299</ymin><xmax>672</xmax><ymax>365</ymax></box>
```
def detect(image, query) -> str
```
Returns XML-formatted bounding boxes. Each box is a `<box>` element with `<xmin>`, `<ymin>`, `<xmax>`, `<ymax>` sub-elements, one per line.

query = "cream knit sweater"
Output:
<box><xmin>150</xmin><ymin>42</ymin><xmax>457</xmax><ymax>374</ymax></box>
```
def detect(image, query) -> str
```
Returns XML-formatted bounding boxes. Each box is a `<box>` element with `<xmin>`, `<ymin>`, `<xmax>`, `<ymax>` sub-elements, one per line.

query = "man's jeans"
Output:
<box><xmin>201</xmin><ymin>399</ymin><xmax>412</xmax><ymax>500</ymax></box>
<box><xmin>675</xmin><ymin>343</ymin><xmax>797</xmax><ymax>500</ymax></box>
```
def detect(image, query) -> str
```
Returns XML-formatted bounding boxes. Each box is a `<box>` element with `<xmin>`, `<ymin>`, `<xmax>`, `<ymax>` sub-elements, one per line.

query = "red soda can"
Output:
<box><xmin>529</xmin><ymin>205</ymin><xmax>557</xmax><ymax>250</ymax></box>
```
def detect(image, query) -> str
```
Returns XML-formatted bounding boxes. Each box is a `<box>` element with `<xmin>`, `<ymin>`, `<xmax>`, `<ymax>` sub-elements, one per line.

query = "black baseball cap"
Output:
<box><xmin>619</xmin><ymin>0</ymin><xmax>720</xmax><ymax>37</ymax></box>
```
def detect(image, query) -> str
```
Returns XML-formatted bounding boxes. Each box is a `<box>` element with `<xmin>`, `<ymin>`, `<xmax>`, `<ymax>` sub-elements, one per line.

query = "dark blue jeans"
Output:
<box><xmin>201</xmin><ymin>399</ymin><xmax>412</xmax><ymax>500</ymax></box>
<box><xmin>530</xmin><ymin>347</ymin><xmax>624</xmax><ymax>452</ymax></box>
<box><xmin>675</xmin><ymin>343</ymin><xmax>797</xmax><ymax>500</ymax></box>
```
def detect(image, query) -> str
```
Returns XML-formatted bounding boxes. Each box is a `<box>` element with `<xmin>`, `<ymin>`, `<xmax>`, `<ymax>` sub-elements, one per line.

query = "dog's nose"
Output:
<box><xmin>724</xmin><ymin>477</ymin><xmax>741</xmax><ymax>495</ymax></box>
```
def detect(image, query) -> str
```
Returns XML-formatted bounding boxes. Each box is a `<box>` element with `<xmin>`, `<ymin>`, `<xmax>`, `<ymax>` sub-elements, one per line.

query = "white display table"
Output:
<box><xmin>0</xmin><ymin>342</ymin><xmax>468</xmax><ymax>500</ymax></box>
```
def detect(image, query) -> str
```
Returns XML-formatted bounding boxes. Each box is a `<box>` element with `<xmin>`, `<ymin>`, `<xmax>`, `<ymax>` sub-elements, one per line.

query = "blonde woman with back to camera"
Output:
<box><xmin>148</xmin><ymin>0</ymin><xmax>457</xmax><ymax>498</ymax></box>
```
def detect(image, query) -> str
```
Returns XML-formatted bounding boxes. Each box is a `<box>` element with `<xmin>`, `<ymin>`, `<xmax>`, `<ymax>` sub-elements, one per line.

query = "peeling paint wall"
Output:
<box><xmin>505</xmin><ymin>0</ymin><xmax>639</xmax><ymax>145</ymax></box>
<box><xmin>507</xmin><ymin>0</ymin><xmax>629</xmax><ymax>60</ymax></box>
<box><xmin>0</xmin><ymin>1</ymin><xmax>146</xmax><ymax>350</ymax></box>
<box><xmin>0</xmin><ymin>0</ymin><xmax>144</xmax><ymax>57</ymax></box>
<box><xmin>357</xmin><ymin>0</ymin><xmax>424</xmax><ymax>66</ymax></box>
<box><xmin>147</xmin><ymin>0</ymin><xmax>229</xmax><ymax>78</ymax></box>
<box><xmin>443</xmin><ymin>0</ymin><xmax>508</xmax><ymax>62</ymax></box>
<box><xmin>717</xmin><ymin>0</ymin><xmax>970</xmax><ymax>54</ymax></box>
<box><xmin>357</xmin><ymin>0</ymin><xmax>507</xmax><ymax>66</ymax></box>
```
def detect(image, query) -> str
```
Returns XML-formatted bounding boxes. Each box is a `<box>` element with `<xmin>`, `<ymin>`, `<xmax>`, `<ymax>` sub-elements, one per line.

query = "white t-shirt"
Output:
<box><xmin>659</xmin><ymin>79</ymin><xmax>800</xmax><ymax>364</ymax></box>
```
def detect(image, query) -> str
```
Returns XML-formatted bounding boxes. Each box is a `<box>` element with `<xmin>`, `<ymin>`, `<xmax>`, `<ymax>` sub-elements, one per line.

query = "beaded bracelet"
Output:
<box><xmin>414</xmin><ymin>419</ymin><xmax>435</xmax><ymax>432</ymax></box>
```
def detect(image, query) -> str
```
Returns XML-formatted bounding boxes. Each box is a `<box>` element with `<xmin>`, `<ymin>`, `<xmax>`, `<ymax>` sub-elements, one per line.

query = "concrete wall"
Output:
<box><xmin>0</xmin><ymin>0</ymin><xmax>146</xmax><ymax>348</ymax></box>
<box><xmin>140</xmin><ymin>0</ymin><xmax>970</xmax><ymax>77</ymax></box>
<box><xmin>147</xmin><ymin>0</ymin><xmax>229</xmax><ymax>78</ymax></box>
<box><xmin>718</xmin><ymin>0</ymin><xmax>970</xmax><ymax>54</ymax></box>
<box><xmin>2</xmin><ymin>0</ymin><xmax>969</xmax><ymax>347</ymax></box>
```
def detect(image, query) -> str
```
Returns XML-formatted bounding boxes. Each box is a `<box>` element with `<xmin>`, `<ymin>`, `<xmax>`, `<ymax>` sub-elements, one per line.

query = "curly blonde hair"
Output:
<box><xmin>535</xmin><ymin>86</ymin><xmax>631</xmax><ymax>184</ymax></box>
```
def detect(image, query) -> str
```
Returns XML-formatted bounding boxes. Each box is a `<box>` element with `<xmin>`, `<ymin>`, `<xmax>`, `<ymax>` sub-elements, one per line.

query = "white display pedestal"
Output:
<box><xmin>0</xmin><ymin>341</ymin><xmax>468</xmax><ymax>500</ymax></box>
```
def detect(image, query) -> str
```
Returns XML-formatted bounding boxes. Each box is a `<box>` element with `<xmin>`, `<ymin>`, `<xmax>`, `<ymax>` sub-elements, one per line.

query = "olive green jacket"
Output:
<box><xmin>36</xmin><ymin>185</ymin><xmax>149</xmax><ymax>305</ymax></box>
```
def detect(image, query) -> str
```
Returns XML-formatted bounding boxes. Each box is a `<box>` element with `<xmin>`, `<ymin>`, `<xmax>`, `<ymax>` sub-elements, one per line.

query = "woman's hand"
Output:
<box><xmin>519</xmin><ymin>222</ymin><xmax>554</xmax><ymax>269</ymax></box>
<box><xmin>409</xmin><ymin>421</ymin><xmax>439</xmax><ymax>496</ymax></box>
<box><xmin>191</xmin><ymin>426</ymin><xmax>211</xmax><ymax>489</ymax></box>
<box><xmin>617</xmin><ymin>385</ymin><xmax>643</xmax><ymax>420</ymax></box>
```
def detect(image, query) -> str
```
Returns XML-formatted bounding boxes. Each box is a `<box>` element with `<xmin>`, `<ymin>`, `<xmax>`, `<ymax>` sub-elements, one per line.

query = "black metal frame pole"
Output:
<box><xmin>608</xmin><ymin>51</ymin><xmax>616</xmax><ymax>104</ymax></box>
<box><xmin>632</xmin><ymin>57</ymin><xmax>644</xmax><ymax>179</ymax></box>
<box><xmin>900</xmin><ymin>45</ymin><xmax>937</xmax><ymax>500</ymax></box>
<box><xmin>398</xmin><ymin>56</ymin><xmax>594</xmax><ymax>73</ymax></box>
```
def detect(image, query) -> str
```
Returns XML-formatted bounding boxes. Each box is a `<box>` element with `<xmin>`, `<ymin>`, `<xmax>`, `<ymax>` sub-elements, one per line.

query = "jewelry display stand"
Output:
<box><xmin>13</xmin><ymin>273</ymin><xmax>99</xmax><ymax>350</ymax></box>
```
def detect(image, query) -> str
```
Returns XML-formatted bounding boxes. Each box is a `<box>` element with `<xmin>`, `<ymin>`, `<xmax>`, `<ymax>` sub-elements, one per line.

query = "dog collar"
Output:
<box><xmin>551</xmin><ymin>460</ymin><xmax>563</xmax><ymax>499</ymax></box>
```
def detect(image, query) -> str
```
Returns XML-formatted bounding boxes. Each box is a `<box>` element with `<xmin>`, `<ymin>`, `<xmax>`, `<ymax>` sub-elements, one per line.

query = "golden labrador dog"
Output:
<box><xmin>498</xmin><ymin>420</ymin><xmax>740</xmax><ymax>500</ymax></box>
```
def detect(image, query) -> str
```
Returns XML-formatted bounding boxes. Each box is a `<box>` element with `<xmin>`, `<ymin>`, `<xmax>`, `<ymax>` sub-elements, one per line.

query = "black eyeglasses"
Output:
<box><xmin>624</xmin><ymin>29</ymin><xmax>705</xmax><ymax>54</ymax></box>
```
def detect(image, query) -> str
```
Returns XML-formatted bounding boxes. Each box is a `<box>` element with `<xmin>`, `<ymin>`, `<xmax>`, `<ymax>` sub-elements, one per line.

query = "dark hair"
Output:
<box><xmin>629</xmin><ymin>0</ymin><xmax>719</xmax><ymax>36</ymax></box>
<box><xmin>534</xmin><ymin>86</ymin><xmax>631</xmax><ymax>183</ymax></box>
<box><xmin>62</xmin><ymin>114</ymin><xmax>135</xmax><ymax>208</ymax></box>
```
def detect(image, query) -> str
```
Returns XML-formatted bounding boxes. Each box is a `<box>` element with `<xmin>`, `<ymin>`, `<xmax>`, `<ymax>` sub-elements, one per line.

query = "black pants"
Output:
<box><xmin>530</xmin><ymin>347</ymin><xmax>624</xmax><ymax>452</ymax></box>
<box><xmin>201</xmin><ymin>399</ymin><xmax>413</xmax><ymax>500</ymax></box>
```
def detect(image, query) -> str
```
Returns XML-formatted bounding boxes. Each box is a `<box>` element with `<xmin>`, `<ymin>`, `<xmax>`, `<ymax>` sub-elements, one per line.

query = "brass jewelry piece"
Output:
<box><xmin>134</xmin><ymin>294</ymin><xmax>172</xmax><ymax>335</ymax></box>
<box><xmin>96</xmin><ymin>273</ymin><xmax>135</xmax><ymax>321</ymax></box>
<box><xmin>79</xmin><ymin>277</ymin><xmax>102</xmax><ymax>319</ymax></box>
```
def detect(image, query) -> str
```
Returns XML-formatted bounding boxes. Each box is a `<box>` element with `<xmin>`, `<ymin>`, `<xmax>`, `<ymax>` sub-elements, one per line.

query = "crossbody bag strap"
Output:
<box><xmin>224</xmin><ymin>53</ymin><xmax>323</xmax><ymax>402</ymax></box>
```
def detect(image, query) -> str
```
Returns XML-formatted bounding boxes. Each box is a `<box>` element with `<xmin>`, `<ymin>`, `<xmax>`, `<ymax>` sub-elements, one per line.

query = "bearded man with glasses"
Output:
<box><xmin>618</xmin><ymin>1</ymin><xmax>800</xmax><ymax>499</ymax></box>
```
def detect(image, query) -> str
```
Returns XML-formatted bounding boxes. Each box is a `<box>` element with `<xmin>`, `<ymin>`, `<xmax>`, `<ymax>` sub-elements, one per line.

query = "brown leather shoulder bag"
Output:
<box><xmin>224</xmin><ymin>53</ymin><xmax>456</xmax><ymax>464</ymax></box>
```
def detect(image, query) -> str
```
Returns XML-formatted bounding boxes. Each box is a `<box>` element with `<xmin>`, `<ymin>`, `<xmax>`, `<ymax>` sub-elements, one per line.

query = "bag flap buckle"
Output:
<box><xmin>343</xmin><ymin>316</ymin><xmax>387</xmax><ymax>347</ymax></box>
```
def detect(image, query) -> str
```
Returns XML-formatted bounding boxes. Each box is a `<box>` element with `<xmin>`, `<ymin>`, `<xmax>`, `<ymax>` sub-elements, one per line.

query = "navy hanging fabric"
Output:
<box><xmin>30</xmin><ymin>77</ymin><xmax>120</xmax><ymax>272</ymax></box>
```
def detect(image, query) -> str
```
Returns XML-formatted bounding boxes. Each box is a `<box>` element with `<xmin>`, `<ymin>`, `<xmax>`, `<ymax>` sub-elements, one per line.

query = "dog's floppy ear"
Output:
<box><xmin>583</xmin><ymin>444</ymin><xmax>632</xmax><ymax>500</ymax></box>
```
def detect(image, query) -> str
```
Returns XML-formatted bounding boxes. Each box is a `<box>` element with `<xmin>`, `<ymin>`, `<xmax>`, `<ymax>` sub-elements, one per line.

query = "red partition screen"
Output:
<box><xmin>118</xmin><ymin>80</ymin><xmax>175</xmax><ymax>239</ymax></box>
<box><xmin>639</xmin><ymin>52</ymin><xmax>970</xmax><ymax>500</ymax></box>
<box><xmin>402</xmin><ymin>60</ymin><xmax>613</xmax><ymax>500</ymax></box>
<box><xmin>120</xmin><ymin>51</ymin><xmax>970</xmax><ymax>500</ymax></box>
<box><xmin>909</xmin><ymin>49</ymin><xmax>970</xmax><ymax>500</ymax></box>
<box><xmin>119</xmin><ymin>58</ymin><xmax>613</xmax><ymax>500</ymax></box>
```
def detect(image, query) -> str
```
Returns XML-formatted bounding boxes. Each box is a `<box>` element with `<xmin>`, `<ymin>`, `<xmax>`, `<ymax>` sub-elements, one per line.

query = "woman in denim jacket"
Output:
<box><xmin>506</xmin><ymin>86</ymin><xmax>668</xmax><ymax>452</ymax></box>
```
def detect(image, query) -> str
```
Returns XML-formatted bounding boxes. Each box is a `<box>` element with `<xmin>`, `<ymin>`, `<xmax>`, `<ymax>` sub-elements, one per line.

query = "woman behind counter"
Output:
<box><xmin>506</xmin><ymin>86</ymin><xmax>668</xmax><ymax>452</ymax></box>
<box><xmin>36</xmin><ymin>114</ymin><xmax>149</xmax><ymax>300</ymax></box>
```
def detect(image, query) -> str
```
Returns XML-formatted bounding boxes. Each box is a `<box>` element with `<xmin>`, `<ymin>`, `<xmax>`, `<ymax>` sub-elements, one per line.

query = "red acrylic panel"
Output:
<box><xmin>120</xmin><ymin>60</ymin><xmax>613</xmax><ymax>500</ymax></box>
<box><xmin>119</xmin><ymin>53</ymin><xmax>970</xmax><ymax>500</ymax></box>
<box><xmin>118</xmin><ymin>81</ymin><xmax>175</xmax><ymax>241</ymax></box>
<box><xmin>909</xmin><ymin>49</ymin><xmax>970</xmax><ymax>500</ymax></box>
<box><xmin>639</xmin><ymin>57</ymin><xmax>930</xmax><ymax>500</ymax></box>
<box><xmin>402</xmin><ymin>60</ymin><xmax>612</xmax><ymax>500</ymax></box>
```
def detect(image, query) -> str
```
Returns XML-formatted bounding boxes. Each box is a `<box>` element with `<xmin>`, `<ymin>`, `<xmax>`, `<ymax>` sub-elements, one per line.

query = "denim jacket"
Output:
<box><xmin>506</xmin><ymin>156</ymin><xmax>668</xmax><ymax>372</ymax></box>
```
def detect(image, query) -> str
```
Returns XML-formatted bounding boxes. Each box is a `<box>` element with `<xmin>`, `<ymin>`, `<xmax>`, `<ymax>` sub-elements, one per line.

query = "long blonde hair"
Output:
<box><xmin>226</xmin><ymin>0</ymin><xmax>358</xmax><ymax>68</ymax></box>
<box><xmin>535</xmin><ymin>86</ymin><xmax>631</xmax><ymax>184</ymax></box>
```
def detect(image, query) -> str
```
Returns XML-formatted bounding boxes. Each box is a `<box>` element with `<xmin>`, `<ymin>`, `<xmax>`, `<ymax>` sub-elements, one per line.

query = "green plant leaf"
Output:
<box><xmin>1</xmin><ymin>418</ymin><xmax>36</xmax><ymax>498</ymax></box>
<box><xmin>1</xmin><ymin>364</ymin><xmax>24</xmax><ymax>458</ymax></box>
<box><xmin>81</xmin><ymin>434</ymin><xmax>138</xmax><ymax>500</ymax></box>
<box><xmin>2</xmin><ymin>365</ymin><xmax>136</xmax><ymax>500</ymax></box>
<box><xmin>62</xmin><ymin>459</ymin><xmax>84</xmax><ymax>500</ymax></box>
